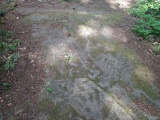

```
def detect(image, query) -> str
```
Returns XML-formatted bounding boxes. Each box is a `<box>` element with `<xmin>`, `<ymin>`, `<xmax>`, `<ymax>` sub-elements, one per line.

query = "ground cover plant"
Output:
<box><xmin>0</xmin><ymin>0</ymin><xmax>19</xmax><ymax>71</ymax></box>
<box><xmin>130</xmin><ymin>0</ymin><xmax>160</xmax><ymax>54</ymax></box>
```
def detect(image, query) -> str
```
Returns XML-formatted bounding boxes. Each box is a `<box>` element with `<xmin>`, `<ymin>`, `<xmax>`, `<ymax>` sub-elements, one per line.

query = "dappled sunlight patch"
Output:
<box><xmin>88</xmin><ymin>38</ymin><xmax>117</xmax><ymax>57</ymax></box>
<box><xmin>77</xmin><ymin>25</ymin><xmax>98</xmax><ymax>38</ymax></box>
<box><xmin>100</xmin><ymin>27</ymin><xmax>113</xmax><ymax>39</ymax></box>
<box><xmin>80</xmin><ymin>0</ymin><xmax>91</xmax><ymax>3</ymax></box>
<box><xmin>106</xmin><ymin>0</ymin><xmax>132</xmax><ymax>9</ymax></box>
<box><xmin>48</xmin><ymin>43</ymin><xmax>74</xmax><ymax>63</ymax></box>
<box><xmin>89</xmin><ymin>38</ymin><xmax>131</xmax><ymax>57</ymax></box>
<box><xmin>100</xmin><ymin>27</ymin><xmax>128</xmax><ymax>43</ymax></box>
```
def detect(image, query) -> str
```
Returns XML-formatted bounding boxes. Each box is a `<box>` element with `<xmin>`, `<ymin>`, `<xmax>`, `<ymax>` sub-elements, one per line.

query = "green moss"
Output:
<box><xmin>92</xmin><ymin>77</ymin><xmax>100</xmax><ymax>84</ymax></box>
<box><xmin>22</xmin><ymin>16</ymin><xmax>31</xmax><ymax>24</ymax></box>
<box><xmin>110</xmin><ymin>80</ymin><xmax>117</xmax><ymax>88</ymax></box>
<box><xmin>139</xmin><ymin>94</ymin><xmax>160</xmax><ymax>110</ymax></box>
<box><xmin>39</xmin><ymin>98</ymin><xmax>61</xmax><ymax>117</ymax></box>
<box><xmin>136</xmin><ymin>80</ymin><xmax>160</xmax><ymax>100</ymax></box>
<box><xmin>137</xmin><ymin>113</ymin><xmax>149</xmax><ymax>120</ymax></box>
<box><xmin>118</xmin><ymin>81</ymin><xmax>134</xmax><ymax>98</ymax></box>
<box><xmin>86</xmin><ymin>19</ymin><xmax>100</xmax><ymax>28</ymax></box>
<box><xmin>39</xmin><ymin>98</ymin><xmax>87</xmax><ymax>120</ymax></box>
<box><xmin>128</xmin><ymin>94</ymin><xmax>136</xmax><ymax>101</ymax></box>
<box><xmin>132</xmin><ymin>64</ymin><xmax>160</xmax><ymax>100</ymax></box>
<box><xmin>22</xmin><ymin>11</ymin><xmax>123</xmax><ymax>26</ymax></box>
<box><xmin>89</xmin><ymin>37</ymin><xmax>138</xmax><ymax>61</ymax></box>
<box><xmin>100</xmin><ymin>38</ymin><xmax>139</xmax><ymax>62</ymax></box>
<box><xmin>51</xmin><ymin>61</ymin><xmax>71</xmax><ymax>80</ymax></box>
<box><xmin>132</xmin><ymin>75</ymin><xmax>160</xmax><ymax>100</ymax></box>
<box><xmin>90</xmin><ymin>47</ymin><xmax>104</xmax><ymax>58</ymax></box>
<box><xmin>121</xmin><ymin>47</ymin><xmax>139</xmax><ymax>63</ymax></box>
<box><xmin>23</xmin><ymin>12</ymin><xmax>65</xmax><ymax>24</ymax></box>
<box><xmin>134</xmin><ymin>65</ymin><xmax>153</xmax><ymax>82</ymax></box>
<box><xmin>101</xmin><ymin>13</ymin><xmax>123</xmax><ymax>25</ymax></box>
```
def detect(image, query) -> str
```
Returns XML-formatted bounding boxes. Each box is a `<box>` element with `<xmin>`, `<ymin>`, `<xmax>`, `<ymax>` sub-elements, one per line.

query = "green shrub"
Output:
<box><xmin>132</xmin><ymin>15</ymin><xmax>160</xmax><ymax>39</ymax></box>
<box><xmin>130</xmin><ymin>0</ymin><xmax>160</xmax><ymax>54</ymax></box>
<box><xmin>130</xmin><ymin>0</ymin><xmax>160</xmax><ymax>39</ymax></box>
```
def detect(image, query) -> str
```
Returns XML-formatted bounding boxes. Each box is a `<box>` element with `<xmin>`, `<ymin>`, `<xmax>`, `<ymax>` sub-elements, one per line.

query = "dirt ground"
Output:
<box><xmin>0</xmin><ymin>0</ymin><xmax>160</xmax><ymax>120</ymax></box>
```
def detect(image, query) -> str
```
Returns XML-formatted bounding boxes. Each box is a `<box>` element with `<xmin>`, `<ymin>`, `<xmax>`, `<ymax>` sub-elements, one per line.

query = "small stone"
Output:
<box><xmin>5</xmin><ymin>95</ymin><xmax>9</xmax><ymax>98</ymax></box>
<box><xmin>30</xmin><ymin>60</ymin><xmax>34</xmax><ymax>63</ymax></box>
<box><xmin>7</xmin><ymin>103</ymin><xmax>11</xmax><ymax>106</ymax></box>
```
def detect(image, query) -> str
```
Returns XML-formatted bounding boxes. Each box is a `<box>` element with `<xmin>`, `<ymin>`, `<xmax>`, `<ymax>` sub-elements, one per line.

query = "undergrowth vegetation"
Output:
<box><xmin>130</xmin><ymin>0</ymin><xmax>160</xmax><ymax>54</ymax></box>
<box><xmin>0</xmin><ymin>0</ymin><xmax>19</xmax><ymax>72</ymax></box>
<box><xmin>0</xmin><ymin>29</ymin><xmax>20</xmax><ymax>71</ymax></box>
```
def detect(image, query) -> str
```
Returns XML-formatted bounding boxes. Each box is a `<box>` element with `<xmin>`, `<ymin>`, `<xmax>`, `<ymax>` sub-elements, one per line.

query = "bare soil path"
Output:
<box><xmin>1</xmin><ymin>0</ymin><xmax>160</xmax><ymax>120</ymax></box>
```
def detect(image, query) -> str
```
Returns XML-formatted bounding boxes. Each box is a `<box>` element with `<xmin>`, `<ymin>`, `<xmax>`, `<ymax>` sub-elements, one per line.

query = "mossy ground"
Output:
<box><xmin>22</xmin><ymin>11</ymin><xmax>123</xmax><ymax>26</ymax></box>
<box><xmin>39</xmin><ymin>98</ymin><xmax>87</xmax><ymax>120</ymax></box>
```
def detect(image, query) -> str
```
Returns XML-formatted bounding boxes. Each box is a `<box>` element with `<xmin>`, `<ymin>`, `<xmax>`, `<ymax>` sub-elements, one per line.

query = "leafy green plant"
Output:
<box><xmin>130</xmin><ymin>0</ymin><xmax>160</xmax><ymax>54</ymax></box>
<box><xmin>47</xmin><ymin>87</ymin><xmax>53</xmax><ymax>93</ymax></box>
<box><xmin>153</xmin><ymin>45</ymin><xmax>160</xmax><ymax>55</ymax></box>
<box><xmin>151</xmin><ymin>42</ymin><xmax>160</xmax><ymax>55</ymax></box>
<box><xmin>2</xmin><ymin>82</ymin><xmax>11</xmax><ymax>90</ymax></box>
<box><xmin>65</xmin><ymin>54</ymin><xmax>71</xmax><ymax>61</ymax></box>
<box><xmin>0</xmin><ymin>10</ymin><xmax>6</xmax><ymax>16</ymax></box>
<box><xmin>0</xmin><ymin>28</ymin><xmax>20</xmax><ymax>71</ymax></box>
<box><xmin>132</xmin><ymin>15</ymin><xmax>160</xmax><ymax>39</ymax></box>
<box><xmin>152</xmin><ymin>42</ymin><xmax>159</xmax><ymax>46</ymax></box>
<box><xmin>4</xmin><ymin>53</ymin><xmax>19</xmax><ymax>70</ymax></box>
<box><xmin>2</xmin><ymin>82</ymin><xmax>11</xmax><ymax>87</ymax></box>
<box><xmin>130</xmin><ymin>0</ymin><xmax>160</xmax><ymax>39</ymax></box>
<box><xmin>3</xmin><ymin>39</ymin><xmax>20</xmax><ymax>51</ymax></box>
<box><xmin>0</xmin><ymin>29</ymin><xmax>12</xmax><ymax>38</ymax></box>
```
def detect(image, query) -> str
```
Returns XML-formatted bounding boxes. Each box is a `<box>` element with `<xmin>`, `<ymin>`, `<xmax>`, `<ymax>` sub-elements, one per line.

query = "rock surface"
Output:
<box><xmin>15</xmin><ymin>0</ymin><xmax>160</xmax><ymax>119</ymax></box>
